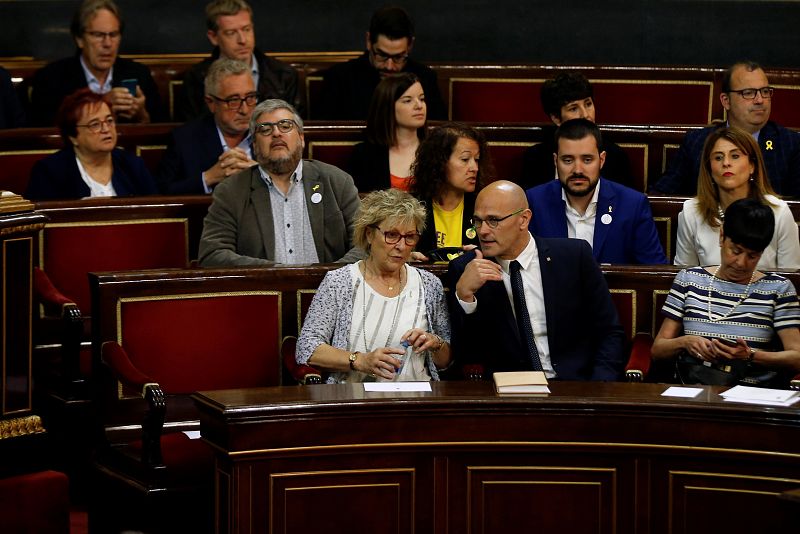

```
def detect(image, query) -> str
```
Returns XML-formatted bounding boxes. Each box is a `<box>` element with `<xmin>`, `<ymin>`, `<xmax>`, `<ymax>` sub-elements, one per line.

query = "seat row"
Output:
<box><xmin>3</xmin><ymin>55</ymin><xmax>800</xmax><ymax>125</ymax></box>
<box><xmin>0</xmin><ymin>122</ymin><xmax>695</xmax><ymax>195</ymax></box>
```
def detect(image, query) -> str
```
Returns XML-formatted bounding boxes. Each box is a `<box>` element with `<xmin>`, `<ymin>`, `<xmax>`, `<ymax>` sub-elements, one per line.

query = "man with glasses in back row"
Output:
<box><xmin>157</xmin><ymin>58</ymin><xmax>258</xmax><ymax>194</ymax></box>
<box><xmin>199</xmin><ymin>99</ymin><xmax>363</xmax><ymax>266</ymax></box>
<box><xmin>447</xmin><ymin>180</ymin><xmax>626</xmax><ymax>381</ymax></box>
<box><xmin>30</xmin><ymin>0</ymin><xmax>162</xmax><ymax>126</ymax></box>
<box><xmin>317</xmin><ymin>5</ymin><xmax>445</xmax><ymax>120</ymax></box>
<box><xmin>650</xmin><ymin>61</ymin><xmax>800</xmax><ymax>197</ymax></box>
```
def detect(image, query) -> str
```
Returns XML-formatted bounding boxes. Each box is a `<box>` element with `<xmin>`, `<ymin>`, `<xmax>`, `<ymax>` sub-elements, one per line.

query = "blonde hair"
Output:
<box><xmin>353</xmin><ymin>189</ymin><xmax>427</xmax><ymax>252</ymax></box>
<box><xmin>695</xmin><ymin>126</ymin><xmax>775</xmax><ymax>228</ymax></box>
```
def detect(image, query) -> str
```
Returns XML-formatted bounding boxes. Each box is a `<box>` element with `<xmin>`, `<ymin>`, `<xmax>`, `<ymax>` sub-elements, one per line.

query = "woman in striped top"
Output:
<box><xmin>652</xmin><ymin>198</ymin><xmax>800</xmax><ymax>383</ymax></box>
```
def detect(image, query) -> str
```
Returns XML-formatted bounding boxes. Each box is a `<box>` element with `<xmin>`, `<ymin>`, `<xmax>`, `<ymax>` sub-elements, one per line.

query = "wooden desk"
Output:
<box><xmin>194</xmin><ymin>381</ymin><xmax>800</xmax><ymax>534</ymax></box>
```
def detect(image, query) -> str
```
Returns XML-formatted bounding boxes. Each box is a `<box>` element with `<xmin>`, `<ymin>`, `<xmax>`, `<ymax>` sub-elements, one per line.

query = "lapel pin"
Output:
<box><xmin>765</xmin><ymin>140</ymin><xmax>774</xmax><ymax>151</ymax></box>
<box><xmin>311</xmin><ymin>192</ymin><xmax>322</xmax><ymax>204</ymax></box>
<box><xmin>601</xmin><ymin>213</ymin><xmax>613</xmax><ymax>225</ymax></box>
<box><xmin>312</xmin><ymin>184</ymin><xmax>320</xmax><ymax>191</ymax></box>
<box><xmin>466</xmin><ymin>227</ymin><xmax>476</xmax><ymax>239</ymax></box>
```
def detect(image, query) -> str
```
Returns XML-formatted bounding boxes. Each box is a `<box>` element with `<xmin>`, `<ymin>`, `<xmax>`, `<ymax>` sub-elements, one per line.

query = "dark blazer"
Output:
<box><xmin>25</xmin><ymin>146</ymin><xmax>158</xmax><ymax>201</ymax></box>
<box><xmin>447</xmin><ymin>238</ymin><xmax>625</xmax><ymax>381</ymax></box>
<box><xmin>179</xmin><ymin>47</ymin><xmax>301</xmax><ymax>121</ymax></box>
<box><xmin>520</xmin><ymin>130</ymin><xmax>634</xmax><ymax>190</ymax></box>
<box><xmin>29</xmin><ymin>54</ymin><xmax>163</xmax><ymax>126</ymax></box>
<box><xmin>198</xmin><ymin>160</ymin><xmax>363</xmax><ymax>266</ymax></box>
<box><xmin>417</xmin><ymin>192</ymin><xmax>479</xmax><ymax>254</ymax></box>
<box><xmin>0</xmin><ymin>66</ymin><xmax>25</xmax><ymax>128</ymax></box>
<box><xmin>349</xmin><ymin>141</ymin><xmax>390</xmax><ymax>192</ymax></box>
<box><xmin>156</xmin><ymin>114</ymin><xmax>226</xmax><ymax>195</ymax></box>
<box><xmin>650</xmin><ymin>121</ymin><xmax>800</xmax><ymax>198</ymax></box>
<box><xmin>526</xmin><ymin>179</ymin><xmax>667</xmax><ymax>265</ymax></box>
<box><xmin>318</xmin><ymin>52</ymin><xmax>446</xmax><ymax>120</ymax></box>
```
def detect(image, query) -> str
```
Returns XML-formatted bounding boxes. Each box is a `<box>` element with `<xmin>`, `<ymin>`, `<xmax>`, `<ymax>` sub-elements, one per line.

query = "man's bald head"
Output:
<box><xmin>473</xmin><ymin>180</ymin><xmax>532</xmax><ymax>260</ymax></box>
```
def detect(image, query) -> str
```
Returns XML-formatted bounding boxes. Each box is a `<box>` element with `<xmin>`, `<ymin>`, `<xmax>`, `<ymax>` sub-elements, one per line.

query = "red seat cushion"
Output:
<box><xmin>0</xmin><ymin>470</ymin><xmax>70</xmax><ymax>534</ymax></box>
<box><xmin>127</xmin><ymin>432</ymin><xmax>215</xmax><ymax>486</ymax></box>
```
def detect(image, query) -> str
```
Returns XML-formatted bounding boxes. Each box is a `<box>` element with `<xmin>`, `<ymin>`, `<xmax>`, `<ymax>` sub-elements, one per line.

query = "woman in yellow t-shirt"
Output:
<box><xmin>410</xmin><ymin>123</ymin><xmax>494</xmax><ymax>261</ymax></box>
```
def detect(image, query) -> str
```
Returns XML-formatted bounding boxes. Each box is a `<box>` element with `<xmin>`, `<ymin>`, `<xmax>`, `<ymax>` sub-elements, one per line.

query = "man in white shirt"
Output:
<box><xmin>447</xmin><ymin>180</ymin><xmax>625</xmax><ymax>380</ymax></box>
<box><xmin>526</xmin><ymin>119</ymin><xmax>667</xmax><ymax>264</ymax></box>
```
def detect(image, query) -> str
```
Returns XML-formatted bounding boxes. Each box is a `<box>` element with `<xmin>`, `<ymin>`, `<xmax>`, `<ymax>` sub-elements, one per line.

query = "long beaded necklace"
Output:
<box><xmin>707</xmin><ymin>265</ymin><xmax>756</xmax><ymax>322</ymax></box>
<box><xmin>359</xmin><ymin>261</ymin><xmax>407</xmax><ymax>351</ymax></box>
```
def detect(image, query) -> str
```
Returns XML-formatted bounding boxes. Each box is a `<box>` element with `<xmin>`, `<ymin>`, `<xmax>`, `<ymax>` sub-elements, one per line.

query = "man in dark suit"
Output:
<box><xmin>179</xmin><ymin>0</ymin><xmax>301</xmax><ymax>121</ymax></box>
<box><xmin>448</xmin><ymin>180</ymin><xmax>625</xmax><ymax>380</ymax></box>
<box><xmin>199</xmin><ymin>99</ymin><xmax>363</xmax><ymax>266</ymax></box>
<box><xmin>157</xmin><ymin>58</ymin><xmax>257</xmax><ymax>195</ymax></box>
<box><xmin>29</xmin><ymin>0</ymin><xmax>161</xmax><ymax>126</ymax></box>
<box><xmin>317</xmin><ymin>6</ymin><xmax>445</xmax><ymax>120</ymax></box>
<box><xmin>651</xmin><ymin>61</ymin><xmax>800</xmax><ymax>197</ymax></box>
<box><xmin>526</xmin><ymin>119</ymin><xmax>667</xmax><ymax>265</ymax></box>
<box><xmin>520</xmin><ymin>72</ymin><xmax>633</xmax><ymax>190</ymax></box>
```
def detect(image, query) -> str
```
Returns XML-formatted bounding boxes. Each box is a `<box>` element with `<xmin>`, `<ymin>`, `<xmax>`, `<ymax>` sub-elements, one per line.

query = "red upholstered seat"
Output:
<box><xmin>0</xmin><ymin>470</ymin><xmax>70</xmax><ymax>534</ymax></box>
<box><xmin>0</xmin><ymin>149</ymin><xmax>57</xmax><ymax>195</ymax></box>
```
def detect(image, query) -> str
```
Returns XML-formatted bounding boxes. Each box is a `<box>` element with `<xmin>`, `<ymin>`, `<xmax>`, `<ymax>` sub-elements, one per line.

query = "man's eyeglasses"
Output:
<box><xmin>471</xmin><ymin>207</ymin><xmax>525</xmax><ymax>229</ymax></box>
<box><xmin>76</xmin><ymin>116</ymin><xmax>115</xmax><ymax>133</ymax></box>
<box><xmin>84</xmin><ymin>30</ymin><xmax>121</xmax><ymax>42</ymax></box>
<box><xmin>209</xmin><ymin>93</ymin><xmax>259</xmax><ymax>110</ymax></box>
<box><xmin>255</xmin><ymin>119</ymin><xmax>298</xmax><ymax>136</ymax></box>
<box><xmin>371</xmin><ymin>48</ymin><xmax>409</xmax><ymax>64</ymax></box>
<box><xmin>729</xmin><ymin>87</ymin><xmax>775</xmax><ymax>100</ymax></box>
<box><xmin>371</xmin><ymin>226</ymin><xmax>421</xmax><ymax>246</ymax></box>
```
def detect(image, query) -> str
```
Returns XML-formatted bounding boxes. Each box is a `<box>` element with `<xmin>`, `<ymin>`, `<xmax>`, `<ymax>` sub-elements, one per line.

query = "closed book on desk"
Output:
<box><xmin>493</xmin><ymin>371</ymin><xmax>550</xmax><ymax>394</ymax></box>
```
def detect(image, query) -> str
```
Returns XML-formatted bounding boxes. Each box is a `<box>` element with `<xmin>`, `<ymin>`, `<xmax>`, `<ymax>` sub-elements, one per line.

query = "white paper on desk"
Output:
<box><xmin>661</xmin><ymin>386</ymin><xmax>703</xmax><ymax>398</ymax></box>
<box><xmin>183</xmin><ymin>430</ymin><xmax>201</xmax><ymax>440</ymax></box>
<box><xmin>363</xmin><ymin>382</ymin><xmax>432</xmax><ymax>392</ymax></box>
<box><xmin>723</xmin><ymin>397</ymin><xmax>800</xmax><ymax>407</ymax></box>
<box><xmin>720</xmin><ymin>385</ymin><xmax>799</xmax><ymax>403</ymax></box>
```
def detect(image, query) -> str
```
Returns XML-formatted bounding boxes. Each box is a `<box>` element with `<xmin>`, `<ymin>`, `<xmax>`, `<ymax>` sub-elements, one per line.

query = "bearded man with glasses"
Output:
<box><xmin>317</xmin><ymin>6</ymin><xmax>445</xmax><ymax>120</ymax></box>
<box><xmin>652</xmin><ymin>61</ymin><xmax>800</xmax><ymax>197</ymax></box>
<box><xmin>447</xmin><ymin>180</ymin><xmax>625</xmax><ymax>381</ymax></box>
<box><xmin>200</xmin><ymin>99</ymin><xmax>364</xmax><ymax>266</ymax></box>
<box><xmin>30</xmin><ymin>0</ymin><xmax>162</xmax><ymax>126</ymax></box>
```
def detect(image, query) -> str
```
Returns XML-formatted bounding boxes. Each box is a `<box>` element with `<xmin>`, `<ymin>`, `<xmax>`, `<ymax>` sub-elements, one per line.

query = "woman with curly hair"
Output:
<box><xmin>410</xmin><ymin>122</ymin><xmax>493</xmax><ymax>260</ymax></box>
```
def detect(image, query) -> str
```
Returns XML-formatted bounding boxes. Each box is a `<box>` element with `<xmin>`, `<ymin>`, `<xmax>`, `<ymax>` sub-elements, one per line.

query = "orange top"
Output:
<box><xmin>390</xmin><ymin>174</ymin><xmax>413</xmax><ymax>192</ymax></box>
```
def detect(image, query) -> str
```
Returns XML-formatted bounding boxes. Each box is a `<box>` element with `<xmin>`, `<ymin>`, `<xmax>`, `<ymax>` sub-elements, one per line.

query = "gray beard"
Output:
<box><xmin>260</xmin><ymin>145</ymin><xmax>303</xmax><ymax>176</ymax></box>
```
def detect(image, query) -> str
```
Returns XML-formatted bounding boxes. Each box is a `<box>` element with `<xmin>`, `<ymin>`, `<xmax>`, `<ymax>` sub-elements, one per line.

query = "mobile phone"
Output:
<box><xmin>717</xmin><ymin>338</ymin><xmax>738</xmax><ymax>347</ymax></box>
<box><xmin>120</xmin><ymin>78</ymin><xmax>138</xmax><ymax>96</ymax></box>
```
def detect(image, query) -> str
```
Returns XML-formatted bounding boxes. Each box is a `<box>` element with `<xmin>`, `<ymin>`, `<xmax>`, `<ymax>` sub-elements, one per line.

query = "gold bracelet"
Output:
<box><xmin>431</xmin><ymin>334</ymin><xmax>445</xmax><ymax>353</ymax></box>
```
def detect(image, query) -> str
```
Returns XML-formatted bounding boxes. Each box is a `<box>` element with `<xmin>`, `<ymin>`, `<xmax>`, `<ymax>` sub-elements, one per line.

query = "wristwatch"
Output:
<box><xmin>348</xmin><ymin>352</ymin><xmax>359</xmax><ymax>370</ymax></box>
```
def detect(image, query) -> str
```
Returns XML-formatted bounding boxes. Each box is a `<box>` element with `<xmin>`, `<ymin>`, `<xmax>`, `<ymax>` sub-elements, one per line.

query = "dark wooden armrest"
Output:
<box><xmin>462</xmin><ymin>364</ymin><xmax>485</xmax><ymax>381</ymax></box>
<box><xmin>102</xmin><ymin>341</ymin><xmax>165</xmax><ymax>466</ymax></box>
<box><xmin>281</xmin><ymin>336</ymin><xmax>323</xmax><ymax>385</ymax></box>
<box><xmin>625</xmin><ymin>332</ymin><xmax>653</xmax><ymax>382</ymax></box>
<box><xmin>33</xmin><ymin>267</ymin><xmax>84</xmax><ymax>393</ymax></box>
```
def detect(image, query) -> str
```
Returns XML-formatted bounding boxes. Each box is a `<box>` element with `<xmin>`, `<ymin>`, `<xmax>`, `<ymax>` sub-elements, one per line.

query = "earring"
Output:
<box><xmin>749</xmin><ymin>174</ymin><xmax>755</xmax><ymax>182</ymax></box>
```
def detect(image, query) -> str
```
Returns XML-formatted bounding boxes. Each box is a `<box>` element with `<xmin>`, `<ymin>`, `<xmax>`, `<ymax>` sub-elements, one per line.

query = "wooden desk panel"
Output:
<box><xmin>194</xmin><ymin>382</ymin><xmax>800</xmax><ymax>534</ymax></box>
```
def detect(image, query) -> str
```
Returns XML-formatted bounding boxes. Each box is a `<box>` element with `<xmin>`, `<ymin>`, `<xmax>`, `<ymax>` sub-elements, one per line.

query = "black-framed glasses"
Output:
<box><xmin>84</xmin><ymin>30</ymin><xmax>121</xmax><ymax>41</ymax></box>
<box><xmin>371</xmin><ymin>48</ymin><xmax>409</xmax><ymax>64</ymax></box>
<box><xmin>76</xmin><ymin>116</ymin><xmax>115</xmax><ymax>133</ymax></box>
<box><xmin>209</xmin><ymin>93</ymin><xmax>258</xmax><ymax>110</ymax></box>
<box><xmin>729</xmin><ymin>87</ymin><xmax>774</xmax><ymax>100</ymax></box>
<box><xmin>371</xmin><ymin>226</ymin><xmax>420</xmax><ymax>246</ymax></box>
<box><xmin>471</xmin><ymin>207</ymin><xmax>525</xmax><ymax>229</ymax></box>
<box><xmin>255</xmin><ymin>119</ymin><xmax>297</xmax><ymax>136</ymax></box>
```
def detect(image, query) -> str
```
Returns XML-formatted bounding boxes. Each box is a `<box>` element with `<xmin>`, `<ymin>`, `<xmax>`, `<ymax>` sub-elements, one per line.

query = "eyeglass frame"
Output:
<box><xmin>370</xmin><ymin>47</ymin><xmax>410</xmax><ymax>65</ymax></box>
<box><xmin>208</xmin><ymin>92</ymin><xmax>259</xmax><ymax>111</ymax></box>
<box><xmin>471</xmin><ymin>207</ymin><xmax>526</xmax><ymax>229</ymax></box>
<box><xmin>84</xmin><ymin>30</ymin><xmax>122</xmax><ymax>42</ymax></box>
<box><xmin>728</xmin><ymin>86</ymin><xmax>775</xmax><ymax>100</ymax></box>
<box><xmin>76</xmin><ymin>116</ymin><xmax>116</xmax><ymax>134</ymax></box>
<box><xmin>370</xmin><ymin>225</ymin><xmax>421</xmax><ymax>246</ymax></box>
<box><xmin>254</xmin><ymin>118</ymin><xmax>298</xmax><ymax>136</ymax></box>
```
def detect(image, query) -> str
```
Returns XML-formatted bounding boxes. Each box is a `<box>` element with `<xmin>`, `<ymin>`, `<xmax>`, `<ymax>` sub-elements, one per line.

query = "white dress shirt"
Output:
<box><xmin>563</xmin><ymin>180</ymin><xmax>600</xmax><ymax>247</ymax></box>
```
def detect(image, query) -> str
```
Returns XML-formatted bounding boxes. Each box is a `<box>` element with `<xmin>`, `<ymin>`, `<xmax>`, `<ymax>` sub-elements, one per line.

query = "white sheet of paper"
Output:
<box><xmin>183</xmin><ymin>430</ymin><xmax>201</xmax><ymax>440</ymax></box>
<box><xmin>363</xmin><ymin>382</ymin><xmax>432</xmax><ymax>392</ymax></box>
<box><xmin>723</xmin><ymin>397</ymin><xmax>800</xmax><ymax>407</ymax></box>
<box><xmin>720</xmin><ymin>385</ymin><xmax>799</xmax><ymax>403</ymax></box>
<box><xmin>661</xmin><ymin>386</ymin><xmax>703</xmax><ymax>398</ymax></box>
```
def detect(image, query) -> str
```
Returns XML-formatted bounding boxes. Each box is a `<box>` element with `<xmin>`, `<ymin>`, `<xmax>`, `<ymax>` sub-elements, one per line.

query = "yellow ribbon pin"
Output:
<box><xmin>765</xmin><ymin>140</ymin><xmax>774</xmax><ymax>151</ymax></box>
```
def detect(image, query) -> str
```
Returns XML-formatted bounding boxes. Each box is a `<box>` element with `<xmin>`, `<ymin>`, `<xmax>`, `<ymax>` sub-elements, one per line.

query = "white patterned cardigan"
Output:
<box><xmin>296</xmin><ymin>264</ymin><xmax>451</xmax><ymax>383</ymax></box>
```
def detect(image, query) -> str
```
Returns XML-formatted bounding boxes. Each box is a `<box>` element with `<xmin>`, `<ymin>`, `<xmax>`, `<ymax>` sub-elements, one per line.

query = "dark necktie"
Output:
<box><xmin>510</xmin><ymin>260</ymin><xmax>543</xmax><ymax>371</ymax></box>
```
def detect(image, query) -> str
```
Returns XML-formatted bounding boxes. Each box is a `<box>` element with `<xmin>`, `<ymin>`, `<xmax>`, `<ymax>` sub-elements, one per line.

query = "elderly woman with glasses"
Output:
<box><xmin>296</xmin><ymin>189</ymin><xmax>452</xmax><ymax>383</ymax></box>
<box><xmin>26</xmin><ymin>88</ymin><xmax>157</xmax><ymax>200</ymax></box>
